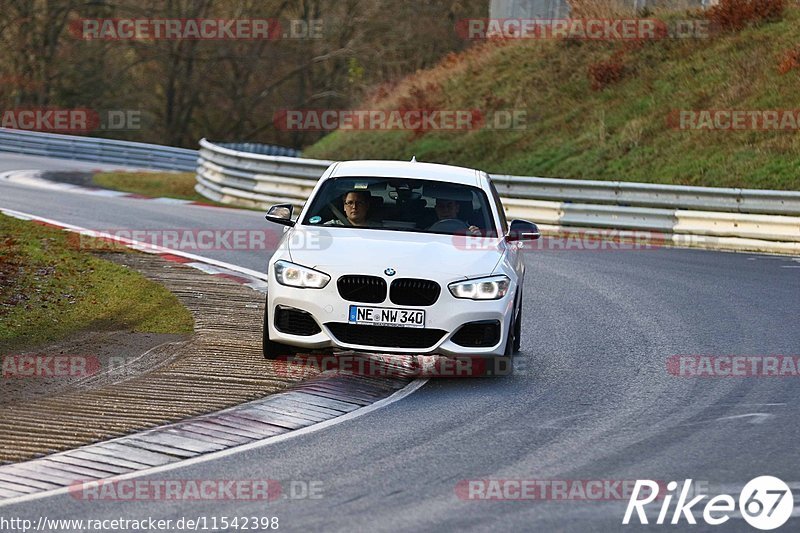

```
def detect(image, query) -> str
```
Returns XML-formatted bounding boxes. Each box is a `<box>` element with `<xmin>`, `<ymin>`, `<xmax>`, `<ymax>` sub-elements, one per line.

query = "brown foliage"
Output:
<box><xmin>396</xmin><ymin>83</ymin><xmax>442</xmax><ymax>111</ymax></box>
<box><xmin>706</xmin><ymin>0</ymin><xmax>785</xmax><ymax>32</ymax></box>
<box><xmin>778</xmin><ymin>46</ymin><xmax>800</xmax><ymax>74</ymax></box>
<box><xmin>395</xmin><ymin>82</ymin><xmax>442</xmax><ymax>137</ymax></box>
<box><xmin>588</xmin><ymin>51</ymin><xmax>626</xmax><ymax>91</ymax></box>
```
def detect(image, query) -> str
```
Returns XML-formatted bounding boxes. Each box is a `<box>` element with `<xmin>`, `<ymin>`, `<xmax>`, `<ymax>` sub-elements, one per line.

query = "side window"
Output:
<box><xmin>487</xmin><ymin>179</ymin><xmax>508</xmax><ymax>235</ymax></box>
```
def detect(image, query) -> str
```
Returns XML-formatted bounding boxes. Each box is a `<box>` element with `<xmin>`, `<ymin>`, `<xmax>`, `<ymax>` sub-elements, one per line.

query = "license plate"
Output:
<box><xmin>348</xmin><ymin>305</ymin><xmax>425</xmax><ymax>328</ymax></box>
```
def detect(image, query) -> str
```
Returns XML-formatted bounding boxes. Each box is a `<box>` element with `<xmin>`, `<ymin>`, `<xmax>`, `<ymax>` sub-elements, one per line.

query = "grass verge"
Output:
<box><xmin>92</xmin><ymin>171</ymin><xmax>255</xmax><ymax>209</ymax></box>
<box><xmin>92</xmin><ymin>171</ymin><xmax>208</xmax><ymax>202</ymax></box>
<box><xmin>0</xmin><ymin>214</ymin><xmax>194</xmax><ymax>353</ymax></box>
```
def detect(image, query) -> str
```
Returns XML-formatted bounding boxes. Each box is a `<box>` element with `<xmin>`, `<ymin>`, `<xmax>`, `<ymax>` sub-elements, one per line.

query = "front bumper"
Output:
<box><xmin>267</xmin><ymin>274</ymin><xmax>515</xmax><ymax>357</ymax></box>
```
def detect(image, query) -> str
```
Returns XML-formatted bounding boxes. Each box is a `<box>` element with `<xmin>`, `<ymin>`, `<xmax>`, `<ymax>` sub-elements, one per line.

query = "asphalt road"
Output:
<box><xmin>1</xmin><ymin>154</ymin><xmax>799</xmax><ymax>532</ymax></box>
<box><xmin>0</xmin><ymin>153</ymin><xmax>139</xmax><ymax>173</ymax></box>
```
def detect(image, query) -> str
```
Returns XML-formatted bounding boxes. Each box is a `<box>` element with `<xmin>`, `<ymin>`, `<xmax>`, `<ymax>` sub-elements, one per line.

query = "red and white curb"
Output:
<box><xmin>0</xmin><ymin>373</ymin><xmax>424</xmax><ymax>505</ymax></box>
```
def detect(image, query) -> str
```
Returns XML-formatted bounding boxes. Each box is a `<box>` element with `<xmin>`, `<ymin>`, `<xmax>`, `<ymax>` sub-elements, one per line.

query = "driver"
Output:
<box><xmin>325</xmin><ymin>190</ymin><xmax>380</xmax><ymax>227</ymax></box>
<box><xmin>432</xmin><ymin>198</ymin><xmax>480</xmax><ymax>235</ymax></box>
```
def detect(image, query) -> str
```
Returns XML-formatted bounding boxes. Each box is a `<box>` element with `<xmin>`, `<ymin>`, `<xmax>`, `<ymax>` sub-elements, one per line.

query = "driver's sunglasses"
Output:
<box><xmin>344</xmin><ymin>200</ymin><xmax>367</xmax><ymax>207</ymax></box>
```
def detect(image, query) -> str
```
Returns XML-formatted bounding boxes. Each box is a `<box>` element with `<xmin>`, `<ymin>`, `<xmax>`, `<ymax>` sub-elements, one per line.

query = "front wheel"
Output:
<box><xmin>262</xmin><ymin>302</ymin><xmax>297</xmax><ymax>360</ymax></box>
<box><xmin>489</xmin><ymin>291</ymin><xmax>521</xmax><ymax>376</ymax></box>
<box><xmin>505</xmin><ymin>289</ymin><xmax>523</xmax><ymax>356</ymax></box>
<box><xmin>512</xmin><ymin>297</ymin><xmax>522</xmax><ymax>354</ymax></box>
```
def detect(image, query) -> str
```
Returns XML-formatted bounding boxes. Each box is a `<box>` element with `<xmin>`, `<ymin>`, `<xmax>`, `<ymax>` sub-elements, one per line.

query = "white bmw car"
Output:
<box><xmin>262</xmin><ymin>160</ymin><xmax>540</xmax><ymax>372</ymax></box>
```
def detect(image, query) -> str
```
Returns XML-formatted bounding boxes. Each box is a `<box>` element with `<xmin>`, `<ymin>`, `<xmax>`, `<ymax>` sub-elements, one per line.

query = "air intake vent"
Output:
<box><xmin>274</xmin><ymin>306</ymin><xmax>321</xmax><ymax>336</ymax></box>
<box><xmin>325</xmin><ymin>323</ymin><xmax>446</xmax><ymax>349</ymax></box>
<box><xmin>451</xmin><ymin>320</ymin><xmax>501</xmax><ymax>347</ymax></box>
<box><xmin>389</xmin><ymin>278</ymin><xmax>440</xmax><ymax>306</ymax></box>
<box><xmin>337</xmin><ymin>275</ymin><xmax>387</xmax><ymax>303</ymax></box>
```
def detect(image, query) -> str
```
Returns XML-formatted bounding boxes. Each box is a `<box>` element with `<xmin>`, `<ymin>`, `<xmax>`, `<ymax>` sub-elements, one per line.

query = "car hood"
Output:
<box><xmin>286</xmin><ymin>226</ymin><xmax>505</xmax><ymax>279</ymax></box>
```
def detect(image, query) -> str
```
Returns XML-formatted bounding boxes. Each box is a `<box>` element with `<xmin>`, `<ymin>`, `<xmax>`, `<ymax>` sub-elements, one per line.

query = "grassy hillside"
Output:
<box><xmin>305</xmin><ymin>8</ymin><xmax>800</xmax><ymax>190</ymax></box>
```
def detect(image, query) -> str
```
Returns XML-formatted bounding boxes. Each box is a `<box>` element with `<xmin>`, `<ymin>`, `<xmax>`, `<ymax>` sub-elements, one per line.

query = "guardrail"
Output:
<box><xmin>194</xmin><ymin>138</ymin><xmax>800</xmax><ymax>254</ymax></box>
<box><xmin>0</xmin><ymin>128</ymin><xmax>198</xmax><ymax>171</ymax></box>
<box><xmin>0</xmin><ymin>129</ymin><xmax>300</xmax><ymax>172</ymax></box>
<box><xmin>196</xmin><ymin>138</ymin><xmax>328</xmax><ymax>208</ymax></box>
<box><xmin>213</xmin><ymin>141</ymin><xmax>300</xmax><ymax>158</ymax></box>
<box><xmin>490</xmin><ymin>175</ymin><xmax>800</xmax><ymax>216</ymax></box>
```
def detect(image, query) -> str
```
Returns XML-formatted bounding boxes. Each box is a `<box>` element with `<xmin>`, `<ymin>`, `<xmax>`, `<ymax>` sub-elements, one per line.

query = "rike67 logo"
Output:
<box><xmin>623</xmin><ymin>477</ymin><xmax>794</xmax><ymax>530</ymax></box>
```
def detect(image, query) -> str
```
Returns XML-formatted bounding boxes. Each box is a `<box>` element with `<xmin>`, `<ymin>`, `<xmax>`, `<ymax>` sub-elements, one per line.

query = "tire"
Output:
<box><xmin>488</xmin><ymin>292</ymin><xmax>519</xmax><ymax>376</ymax></box>
<box><xmin>513</xmin><ymin>297</ymin><xmax>522</xmax><ymax>354</ymax></box>
<box><xmin>262</xmin><ymin>302</ymin><xmax>297</xmax><ymax>360</ymax></box>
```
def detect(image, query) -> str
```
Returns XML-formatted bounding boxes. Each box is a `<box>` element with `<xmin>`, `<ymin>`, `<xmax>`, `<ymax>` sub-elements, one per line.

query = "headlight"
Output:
<box><xmin>448</xmin><ymin>275</ymin><xmax>510</xmax><ymax>300</ymax></box>
<box><xmin>274</xmin><ymin>260</ymin><xmax>330</xmax><ymax>289</ymax></box>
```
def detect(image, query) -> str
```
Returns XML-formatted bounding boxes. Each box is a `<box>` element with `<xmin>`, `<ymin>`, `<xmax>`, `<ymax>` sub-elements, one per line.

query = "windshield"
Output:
<box><xmin>301</xmin><ymin>177</ymin><xmax>497</xmax><ymax>236</ymax></box>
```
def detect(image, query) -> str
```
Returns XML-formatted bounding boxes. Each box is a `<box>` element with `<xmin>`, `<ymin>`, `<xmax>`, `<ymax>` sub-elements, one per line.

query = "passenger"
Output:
<box><xmin>325</xmin><ymin>190</ymin><xmax>379</xmax><ymax>227</ymax></box>
<box><xmin>432</xmin><ymin>198</ymin><xmax>480</xmax><ymax>235</ymax></box>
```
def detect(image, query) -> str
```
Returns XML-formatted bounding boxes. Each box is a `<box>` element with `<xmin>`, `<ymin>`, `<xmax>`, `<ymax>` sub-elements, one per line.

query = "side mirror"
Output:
<box><xmin>265</xmin><ymin>204</ymin><xmax>295</xmax><ymax>227</ymax></box>
<box><xmin>507</xmin><ymin>219</ymin><xmax>540</xmax><ymax>241</ymax></box>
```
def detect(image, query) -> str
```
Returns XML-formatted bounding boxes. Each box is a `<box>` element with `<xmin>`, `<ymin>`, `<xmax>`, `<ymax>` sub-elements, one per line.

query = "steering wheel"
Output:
<box><xmin>428</xmin><ymin>218</ymin><xmax>469</xmax><ymax>233</ymax></box>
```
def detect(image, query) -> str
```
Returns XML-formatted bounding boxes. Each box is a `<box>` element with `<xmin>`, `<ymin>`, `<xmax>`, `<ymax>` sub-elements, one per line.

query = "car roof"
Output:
<box><xmin>327</xmin><ymin>160</ymin><xmax>481</xmax><ymax>187</ymax></box>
